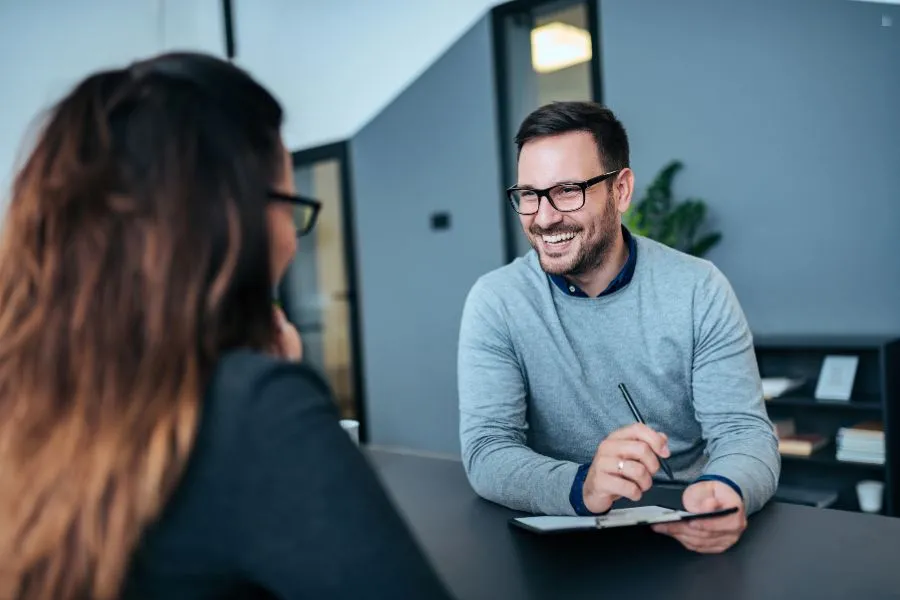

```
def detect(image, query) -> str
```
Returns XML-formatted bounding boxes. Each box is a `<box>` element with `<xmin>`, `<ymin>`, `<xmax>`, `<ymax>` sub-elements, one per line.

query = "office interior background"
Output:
<box><xmin>1</xmin><ymin>0</ymin><xmax>899</xmax><ymax>515</ymax></box>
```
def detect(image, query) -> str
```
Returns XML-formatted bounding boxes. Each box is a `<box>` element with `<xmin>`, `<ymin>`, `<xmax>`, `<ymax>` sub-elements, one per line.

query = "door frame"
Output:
<box><xmin>490</xmin><ymin>0</ymin><xmax>603</xmax><ymax>263</ymax></box>
<box><xmin>290</xmin><ymin>141</ymin><xmax>368</xmax><ymax>443</ymax></box>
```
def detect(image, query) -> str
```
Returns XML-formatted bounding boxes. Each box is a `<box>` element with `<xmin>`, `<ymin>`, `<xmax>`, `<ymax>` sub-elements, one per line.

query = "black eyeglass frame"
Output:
<box><xmin>267</xmin><ymin>190</ymin><xmax>322</xmax><ymax>236</ymax></box>
<box><xmin>506</xmin><ymin>169</ymin><xmax>622</xmax><ymax>215</ymax></box>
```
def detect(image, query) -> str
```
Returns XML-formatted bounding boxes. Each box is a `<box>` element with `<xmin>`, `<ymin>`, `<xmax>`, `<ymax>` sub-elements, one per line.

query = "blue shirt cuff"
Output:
<box><xmin>569</xmin><ymin>463</ymin><xmax>610</xmax><ymax>516</ymax></box>
<box><xmin>695</xmin><ymin>474</ymin><xmax>743</xmax><ymax>499</ymax></box>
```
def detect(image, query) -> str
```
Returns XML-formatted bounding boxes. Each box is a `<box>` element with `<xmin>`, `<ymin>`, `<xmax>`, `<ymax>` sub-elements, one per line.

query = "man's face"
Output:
<box><xmin>516</xmin><ymin>131</ymin><xmax>625</xmax><ymax>277</ymax></box>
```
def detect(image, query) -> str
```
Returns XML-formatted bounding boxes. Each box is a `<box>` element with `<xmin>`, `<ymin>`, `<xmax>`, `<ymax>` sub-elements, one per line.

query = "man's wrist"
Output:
<box><xmin>569</xmin><ymin>463</ymin><xmax>610</xmax><ymax>516</ymax></box>
<box><xmin>695</xmin><ymin>474</ymin><xmax>743</xmax><ymax>500</ymax></box>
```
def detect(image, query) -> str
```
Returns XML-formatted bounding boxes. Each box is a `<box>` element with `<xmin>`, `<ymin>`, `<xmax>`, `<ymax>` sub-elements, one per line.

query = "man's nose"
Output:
<box><xmin>533</xmin><ymin>195</ymin><xmax>563</xmax><ymax>230</ymax></box>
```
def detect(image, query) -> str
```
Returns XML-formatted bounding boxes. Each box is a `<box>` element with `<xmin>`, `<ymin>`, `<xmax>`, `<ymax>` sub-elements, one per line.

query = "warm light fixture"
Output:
<box><xmin>531</xmin><ymin>22</ymin><xmax>592</xmax><ymax>74</ymax></box>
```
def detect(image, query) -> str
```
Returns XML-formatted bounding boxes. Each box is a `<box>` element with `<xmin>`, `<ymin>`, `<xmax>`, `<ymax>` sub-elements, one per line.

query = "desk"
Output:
<box><xmin>368</xmin><ymin>449</ymin><xmax>900</xmax><ymax>600</ymax></box>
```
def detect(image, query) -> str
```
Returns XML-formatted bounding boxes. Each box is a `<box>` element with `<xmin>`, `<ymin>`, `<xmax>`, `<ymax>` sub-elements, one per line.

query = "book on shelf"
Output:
<box><xmin>761</xmin><ymin>377</ymin><xmax>806</xmax><ymax>400</ymax></box>
<box><xmin>836</xmin><ymin>420</ymin><xmax>885</xmax><ymax>465</ymax></box>
<box><xmin>838</xmin><ymin>420</ymin><xmax>884</xmax><ymax>438</ymax></box>
<box><xmin>835</xmin><ymin>450</ymin><xmax>884</xmax><ymax>465</ymax></box>
<box><xmin>779</xmin><ymin>433</ymin><xmax>829</xmax><ymax>456</ymax></box>
<box><xmin>772</xmin><ymin>418</ymin><xmax>796</xmax><ymax>439</ymax></box>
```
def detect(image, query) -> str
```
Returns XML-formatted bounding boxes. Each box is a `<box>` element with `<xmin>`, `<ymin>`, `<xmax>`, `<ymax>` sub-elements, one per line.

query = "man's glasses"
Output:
<box><xmin>267</xmin><ymin>191</ymin><xmax>322</xmax><ymax>237</ymax></box>
<box><xmin>507</xmin><ymin>170</ymin><xmax>621</xmax><ymax>215</ymax></box>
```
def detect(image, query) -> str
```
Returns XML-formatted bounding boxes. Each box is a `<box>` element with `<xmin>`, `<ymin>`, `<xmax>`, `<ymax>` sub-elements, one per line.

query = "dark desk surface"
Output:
<box><xmin>368</xmin><ymin>449</ymin><xmax>900</xmax><ymax>600</ymax></box>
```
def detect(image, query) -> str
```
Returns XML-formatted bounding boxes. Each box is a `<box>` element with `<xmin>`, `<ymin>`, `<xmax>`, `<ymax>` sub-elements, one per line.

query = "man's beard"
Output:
<box><xmin>529</xmin><ymin>202</ymin><xmax>619</xmax><ymax>278</ymax></box>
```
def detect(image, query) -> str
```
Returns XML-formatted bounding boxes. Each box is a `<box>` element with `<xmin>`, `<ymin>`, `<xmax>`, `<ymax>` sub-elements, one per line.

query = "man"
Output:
<box><xmin>458</xmin><ymin>101</ymin><xmax>779</xmax><ymax>554</ymax></box>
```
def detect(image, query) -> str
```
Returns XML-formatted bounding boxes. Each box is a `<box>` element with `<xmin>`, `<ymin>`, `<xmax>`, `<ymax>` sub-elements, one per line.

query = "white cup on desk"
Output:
<box><xmin>856</xmin><ymin>480</ymin><xmax>884</xmax><ymax>513</ymax></box>
<box><xmin>340</xmin><ymin>419</ymin><xmax>360</xmax><ymax>446</ymax></box>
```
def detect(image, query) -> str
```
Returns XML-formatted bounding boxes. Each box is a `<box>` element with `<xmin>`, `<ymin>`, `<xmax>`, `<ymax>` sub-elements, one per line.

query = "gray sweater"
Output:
<box><xmin>458</xmin><ymin>235</ymin><xmax>780</xmax><ymax>516</ymax></box>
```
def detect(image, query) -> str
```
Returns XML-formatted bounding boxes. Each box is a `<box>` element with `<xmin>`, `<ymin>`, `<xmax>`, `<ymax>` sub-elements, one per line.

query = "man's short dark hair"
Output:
<box><xmin>514</xmin><ymin>101</ymin><xmax>630</xmax><ymax>173</ymax></box>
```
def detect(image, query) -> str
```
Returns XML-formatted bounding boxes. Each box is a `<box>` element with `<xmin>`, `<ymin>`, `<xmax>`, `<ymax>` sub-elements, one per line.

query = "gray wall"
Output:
<box><xmin>349</xmin><ymin>0</ymin><xmax>900</xmax><ymax>454</ymax></box>
<box><xmin>350</xmin><ymin>15</ymin><xmax>506</xmax><ymax>454</ymax></box>
<box><xmin>600</xmin><ymin>0</ymin><xmax>900</xmax><ymax>335</ymax></box>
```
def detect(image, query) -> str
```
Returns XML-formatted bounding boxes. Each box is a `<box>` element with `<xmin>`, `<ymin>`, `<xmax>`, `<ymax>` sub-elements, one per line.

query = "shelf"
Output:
<box><xmin>754</xmin><ymin>335</ymin><xmax>897</xmax><ymax>516</ymax></box>
<box><xmin>765</xmin><ymin>396</ymin><xmax>882</xmax><ymax>411</ymax></box>
<box><xmin>780</xmin><ymin>442</ymin><xmax>884</xmax><ymax>471</ymax></box>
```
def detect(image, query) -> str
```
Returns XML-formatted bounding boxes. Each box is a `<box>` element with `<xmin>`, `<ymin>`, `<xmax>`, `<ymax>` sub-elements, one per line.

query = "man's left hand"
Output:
<box><xmin>651</xmin><ymin>480</ymin><xmax>747</xmax><ymax>554</ymax></box>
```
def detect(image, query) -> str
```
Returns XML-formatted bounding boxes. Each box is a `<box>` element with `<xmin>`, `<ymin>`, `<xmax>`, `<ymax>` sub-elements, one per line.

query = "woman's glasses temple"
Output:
<box><xmin>267</xmin><ymin>191</ymin><xmax>322</xmax><ymax>236</ymax></box>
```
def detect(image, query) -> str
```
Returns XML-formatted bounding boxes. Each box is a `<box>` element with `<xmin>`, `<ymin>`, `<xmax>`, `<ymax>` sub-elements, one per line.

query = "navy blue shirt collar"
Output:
<box><xmin>549</xmin><ymin>226</ymin><xmax>637</xmax><ymax>298</ymax></box>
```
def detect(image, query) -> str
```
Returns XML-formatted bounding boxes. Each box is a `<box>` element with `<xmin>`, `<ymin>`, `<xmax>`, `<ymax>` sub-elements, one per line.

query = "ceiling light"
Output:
<box><xmin>531</xmin><ymin>22</ymin><xmax>592</xmax><ymax>74</ymax></box>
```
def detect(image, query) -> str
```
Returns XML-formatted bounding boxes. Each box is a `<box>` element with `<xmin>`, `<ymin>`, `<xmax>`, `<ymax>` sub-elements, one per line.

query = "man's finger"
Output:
<box><xmin>683</xmin><ymin>534</ymin><xmax>738</xmax><ymax>553</ymax></box>
<box><xmin>666</xmin><ymin>529</ymin><xmax>739</xmax><ymax>553</ymax></box>
<box><xmin>654</xmin><ymin>522</ymin><xmax>719</xmax><ymax>539</ymax></box>
<box><xmin>653</xmin><ymin>526</ymin><xmax>714</xmax><ymax>548</ymax></box>
<box><xmin>593</xmin><ymin>472</ymin><xmax>643</xmax><ymax>502</ymax></box>
<box><xmin>599</xmin><ymin>440</ymin><xmax>661</xmax><ymax>476</ymax></box>
<box><xmin>652</xmin><ymin>520</ymin><xmax>741</xmax><ymax>554</ymax></box>
<box><xmin>682</xmin><ymin>482</ymin><xmax>718</xmax><ymax>511</ymax></box>
<box><xmin>606</xmin><ymin>423</ymin><xmax>670</xmax><ymax>457</ymax></box>
<box><xmin>689</xmin><ymin>513</ymin><xmax>745</xmax><ymax>533</ymax></box>
<box><xmin>651</xmin><ymin>523</ymin><xmax>670</xmax><ymax>535</ymax></box>
<box><xmin>701</xmin><ymin>495</ymin><xmax>720</xmax><ymax>512</ymax></box>
<box><xmin>597</xmin><ymin>456</ymin><xmax>653</xmax><ymax>491</ymax></box>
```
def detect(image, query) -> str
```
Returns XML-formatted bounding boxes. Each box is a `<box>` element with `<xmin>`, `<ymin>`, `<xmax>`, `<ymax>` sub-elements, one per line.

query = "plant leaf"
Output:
<box><xmin>627</xmin><ymin>160</ymin><xmax>721</xmax><ymax>256</ymax></box>
<box><xmin>688</xmin><ymin>232</ymin><xmax>722</xmax><ymax>257</ymax></box>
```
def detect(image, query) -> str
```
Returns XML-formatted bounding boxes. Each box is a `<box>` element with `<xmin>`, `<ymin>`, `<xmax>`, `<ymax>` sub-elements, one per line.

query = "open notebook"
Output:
<box><xmin>511</xmin><ymin>505</ymin><xmax>738</xmax><ymax>534</ymax></box>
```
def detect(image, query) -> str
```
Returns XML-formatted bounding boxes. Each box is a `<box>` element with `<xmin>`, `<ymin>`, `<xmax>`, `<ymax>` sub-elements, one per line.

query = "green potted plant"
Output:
<box><xmin>623</xmin><ymin>160</ymin><xmax>721</xmax><ymax>258</ymax></box>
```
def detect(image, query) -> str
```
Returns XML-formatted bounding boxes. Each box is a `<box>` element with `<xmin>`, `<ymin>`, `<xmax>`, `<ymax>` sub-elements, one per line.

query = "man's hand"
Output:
<box><xmin>582</xmin><ymin>424</ymin><xmax>670</xmax><ymax>513</ymax></box>
<box><xmin>651</xmin><ymin>480</ymin><xmax>747</xmax><ymax>554</ymax></box>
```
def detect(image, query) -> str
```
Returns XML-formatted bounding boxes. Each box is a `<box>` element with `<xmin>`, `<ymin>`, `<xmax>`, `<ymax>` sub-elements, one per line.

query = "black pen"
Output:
<box><xmin>617</xmin><ymin>383</ymin><xmax>675</xmax><ymax>480</ymax></box>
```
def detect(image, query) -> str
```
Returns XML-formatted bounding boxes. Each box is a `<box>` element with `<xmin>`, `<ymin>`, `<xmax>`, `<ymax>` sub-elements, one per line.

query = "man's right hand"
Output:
<box><xmin>582</xmin><ymin>424</ymin><xmax>670</xmax><ymax>513</ymax></box>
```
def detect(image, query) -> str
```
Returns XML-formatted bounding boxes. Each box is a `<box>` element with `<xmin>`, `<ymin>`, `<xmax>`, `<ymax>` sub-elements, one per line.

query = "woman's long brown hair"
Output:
<box><xmin>0</xmin><ymin>53</ymin><xmax>284</xmax><ymax>599</ymax></box>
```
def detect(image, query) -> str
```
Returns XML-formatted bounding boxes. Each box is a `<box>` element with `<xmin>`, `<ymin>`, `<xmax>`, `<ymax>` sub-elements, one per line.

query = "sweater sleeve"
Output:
<box><xmin>228</xmin><ymin>363</ymin><xmax>453</xmax><ymax>599</ymax></box>
<box><xmin>691</xmin><ymin>266</ymin><xmax>781</xmax><ymax>514</ymax></box>
<box><xmin>458</xmin><ymin>280</ymin><xmax>580</xmax><ymax>516</ymax></box>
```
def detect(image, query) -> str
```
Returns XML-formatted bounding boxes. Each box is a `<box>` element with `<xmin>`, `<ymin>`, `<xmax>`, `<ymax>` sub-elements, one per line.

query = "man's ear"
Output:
<box><xmin>615</xmin><ymin>168</ymin><xmax>635</xmax><ymax>214</ymax></box>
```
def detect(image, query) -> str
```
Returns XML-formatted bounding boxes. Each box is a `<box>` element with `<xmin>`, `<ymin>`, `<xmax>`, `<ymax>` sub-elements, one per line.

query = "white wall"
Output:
<box><xmin>0</xmin><ymin>0</ymin><xmax>223</xmax><ymax>206</ymax></box>
<box><xmin>1</xmin><ymin>0</ymin><xmax>503</xmax><ymax>204</ymax></box>
<box><xmin>235</xmin><ymin>0</ymin><xmax>503</xmax><ymax>151</ymax></box>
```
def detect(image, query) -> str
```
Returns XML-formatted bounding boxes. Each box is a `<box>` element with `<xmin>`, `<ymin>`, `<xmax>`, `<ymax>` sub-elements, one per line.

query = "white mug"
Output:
<box><xmin>340</xmin><ymin>419</ymin><xmax>360</xmax><ymax>446</ymax></box>
<box><xmin>856</xmin><ymin>480</ymin><xmax>884</xmax><ymax>513</ymax></box>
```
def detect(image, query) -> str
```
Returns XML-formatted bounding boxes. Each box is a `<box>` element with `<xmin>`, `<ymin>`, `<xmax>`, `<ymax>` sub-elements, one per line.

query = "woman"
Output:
<box><xmin>0</xmin><ymin>52</ymin><xmax>452</xmax><ymax>599</ymax></box>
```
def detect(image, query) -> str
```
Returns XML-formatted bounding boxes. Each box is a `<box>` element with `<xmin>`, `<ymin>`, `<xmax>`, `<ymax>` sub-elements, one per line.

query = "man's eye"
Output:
<box><xmin>553</xmin><ymin>186</ymin><xmax>582</xmax><ymax>198</ymax></box>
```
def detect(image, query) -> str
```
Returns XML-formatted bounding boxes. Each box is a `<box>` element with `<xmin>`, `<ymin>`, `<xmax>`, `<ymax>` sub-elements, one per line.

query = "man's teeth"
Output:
<box><xmin>542</xmin><ymin>232</ymin><xmax>576</xmax><ymax>244</ymax></box>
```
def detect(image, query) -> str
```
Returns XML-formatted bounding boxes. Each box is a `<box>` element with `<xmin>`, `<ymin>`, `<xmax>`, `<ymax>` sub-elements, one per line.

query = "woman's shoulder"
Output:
<box><xmin>126</xmin><ymin>351</ymin><xmax>349</xmax><ymax>594</ymax></box>
<box><xmin>201</xmin><ymin>349</ymin><xmax>336</xmax><ymax>443</ymax></box>
<box><xmin>211</xmin><ymin>348</ymin><xmax>330</xmax><ymax>400</ymax></box>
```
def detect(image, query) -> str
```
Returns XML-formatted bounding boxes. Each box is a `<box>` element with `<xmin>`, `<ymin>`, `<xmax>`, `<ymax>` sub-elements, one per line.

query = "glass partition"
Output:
<box><xmin>279</xmin><ymin>146</ymin><xmax>363</xmax><ymax>430</ymax></box>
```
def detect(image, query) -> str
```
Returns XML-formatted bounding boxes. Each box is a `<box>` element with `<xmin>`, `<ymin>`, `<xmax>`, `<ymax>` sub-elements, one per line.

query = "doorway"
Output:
<box><xmin>279</xmin><ymin>143</ymin><xmax>365</xmax><ymax>436</ymax></box>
